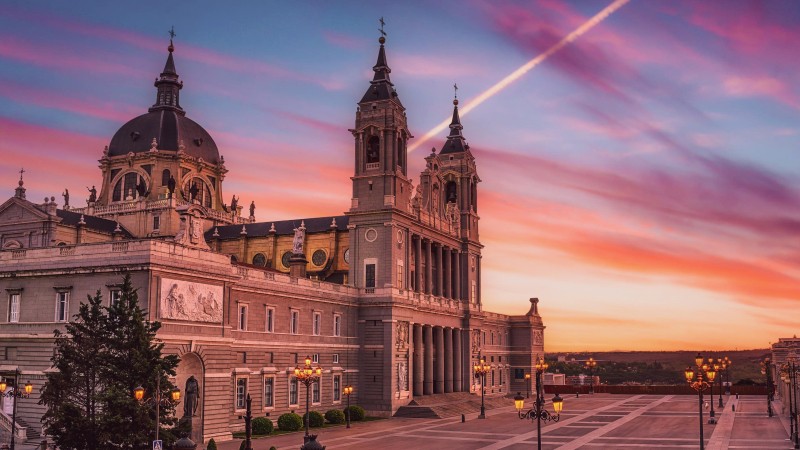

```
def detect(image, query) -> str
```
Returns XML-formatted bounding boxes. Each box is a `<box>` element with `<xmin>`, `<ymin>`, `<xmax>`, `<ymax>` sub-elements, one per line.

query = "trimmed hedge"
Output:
<box><xmin>238</xmin><ymin>440</ymin><xmax>246</xmax><ymax>450</ymax></box>
<box><xmin>344</xmin><ymin>405</ymin><xmax>366</xmax><ymax>421</ymax></box>
<box><xmin>325</xmin><ymin>409</ymin><xmax>346</xmax><ymax>424</ymax></box>
<box><xmin>252</xmin><ymin>416</ymin><xmax>274</xmax><ymax>435</ymax></box>
<box><xmin>207</xmin><ymin>439</ymin><xmax>217</xmax><ymax>450</ymax></box>
<box><xmin>304</xmin><ymin>410</ymin><xmax>325</xmax><ymax>428</ymax></box>
<box><xmin>278</xmin><ymin>412</ymin><xmax>303</xmax><ymax>431</ymax></box>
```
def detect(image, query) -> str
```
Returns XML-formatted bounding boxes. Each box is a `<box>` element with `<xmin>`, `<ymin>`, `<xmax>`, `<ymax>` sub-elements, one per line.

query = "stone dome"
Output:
<box><xmin>107</xmin><ymin>110</ymin><xmax>219</xmax><ymax>164</ymax></box>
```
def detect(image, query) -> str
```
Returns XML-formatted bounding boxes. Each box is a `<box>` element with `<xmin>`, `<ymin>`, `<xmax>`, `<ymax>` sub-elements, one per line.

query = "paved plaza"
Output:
<box><xmin>217</xmin><ymin>394</ymin><xmax>795</xmax><ymax>450</ymax></box>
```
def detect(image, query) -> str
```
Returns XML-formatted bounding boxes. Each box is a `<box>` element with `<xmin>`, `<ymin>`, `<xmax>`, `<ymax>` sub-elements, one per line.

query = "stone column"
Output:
<box><xmin>435</xmin><ymin>244</ymin><xmax>443</xmax><ymax>297</ymax></box>
<box><xmin>434</xmin><ymin>326</ymin><xmax>445</xmax><ymax>394</ymax></box>
<box><xmin>453</xmin><ymin>250</ymin><xmax>461</xmax><ymax>301</ymax></box>
<box><xmin>453</xmin><ymin>328</ymin><xmax>462</xmax><ymax>392</ymax></box>
<box><xmin>442</xmin><ymin>245</ymin><xmax>450</xmax><ymax>299</ymax></box>
<box><xmin>413</xmin><ymin>324</ymin><xmax>423</xmax><ymax>396</ymax></box>
<box><xmin>444</xmin><ymin>327</ymin><xmax>453</xmax><ymax>393</ymax></box>
<box><xmin>425</xmin><ymin>240</ymin><xmax>433</xmax><ymax>295</ymax></box>
<box><xmin>423</xmin><ymin>325</ymin><xmax>433</xmax><ymax>395</ymax></box>
<box><xmin>414</xmin><ymin>235</ymin><xmax>422</xmax><ymax>293</ymax></box>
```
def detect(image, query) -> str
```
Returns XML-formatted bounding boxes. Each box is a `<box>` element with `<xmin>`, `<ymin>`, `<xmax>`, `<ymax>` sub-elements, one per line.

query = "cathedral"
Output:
<box><xmin>0</xmin><ymin>31</ymin><xmax>545</xmax><ymax>444</ymax></box>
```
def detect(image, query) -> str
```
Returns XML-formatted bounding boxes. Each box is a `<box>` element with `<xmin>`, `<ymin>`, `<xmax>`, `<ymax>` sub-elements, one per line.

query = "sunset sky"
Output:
<box><xmin>1</xmin><ymin>1</ymin><xmax>799</xmax><ymax>352</ymax></box>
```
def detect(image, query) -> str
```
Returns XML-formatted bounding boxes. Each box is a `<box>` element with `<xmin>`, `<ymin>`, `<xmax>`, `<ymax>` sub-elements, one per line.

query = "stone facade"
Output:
<box><xmin>0</xmin><ymin>33</ymin><xmax>545</xmax><ymax>444</ymax></box>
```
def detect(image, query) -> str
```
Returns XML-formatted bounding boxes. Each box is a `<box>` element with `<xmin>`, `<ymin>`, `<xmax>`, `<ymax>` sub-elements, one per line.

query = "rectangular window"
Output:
<box><xmin>235</xmin><ymin>377</ymin><xmax>247</xmax><ymax>410</ymax></box>
<box><xmin>500</xmin><ymin>369</ymin><xmax>504</xmax><ymax>386</ymax></box>
<box><xmin>290</xmin><ymin>310</ymin><xmax>299</xmax><ymax>334</ymax></box>
<box><xmin>238</xmin><ymin>304</ymin><xmax>248</xmax><ymax>331</ymax></box>
<box><xmin>332</xmin><ymin>353</ymin><xmax>339</xmax><ymax>364</ymax></box>
<box><xmin>289</xmin><ymin>377</ymin><xmax>299</xmax><ymax>406</ymax></box>
<box><xmin>8</xmin><ymin>294</ymin><xmax>20</xmax><ymax>323</ymax></box>
<box><xmin>153</xmin><ymin>215</ymin><xmax>160</xmax><ymax>230</ymax></box>
<box><xmin>396</xmin><ymin>260</ymin><xmax>404</xmax><ymax>290</ymax></box>
<box><xmin>312</xmin><ymin>380</ymin><xmax>320</xmax><ymax>404</ymax></box>
<box><xmin>313</xmin><ymin>312</ymin><xmax>321</xmax><ymax>336</ymax></box>
<box><xmin>264</xmin><ymin>377</ymin><xmax>274</xmax><ymax>408</ymax></box>
<box><xmin>365</xmin><ymin>264</ymin><xmax>376</xmax><ymax>288</ymax></box>
<box><xmin>333</xmin><ymin>375</ymin><xmax>341</xmax><ymax>402</ymax></box>
<box><xmin>266</xmin><ymin>307</ymin><xmax>275</xmax><ymax>333</ymax></box>
<box><xmin>333</xmin><ymin>314</ymin><xmax>341</xmax><ymax>337</ymax></box>
<box><xmin>109</xmin><ymin>289</ymin><xmax>121</xmax><ymax>307</ymax></box>
<box><xmin>312</xmin><ymin>353</ymin><xmax>319</xmax><ymax>364</ymax></box>
<box><xmin>515</xmin><ymin>368</ymin><xmax>525</xmax><ymax>380</ymax></box>
<box><xmin>471</xmin><ymin>280</ymin><xmax>477</xmax><ymax>303</ymax></box>
<box><xmin>55</xmin><ymin>291</ymin><xmax>69</xmax><ymax>322</ymax></box>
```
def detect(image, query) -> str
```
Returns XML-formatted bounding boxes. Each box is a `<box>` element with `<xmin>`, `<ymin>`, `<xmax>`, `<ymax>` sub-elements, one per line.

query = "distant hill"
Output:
<box><xmin>546</xmin><ymin>349</ymin><xmax>771</xmax><ymax>385</ymax></box>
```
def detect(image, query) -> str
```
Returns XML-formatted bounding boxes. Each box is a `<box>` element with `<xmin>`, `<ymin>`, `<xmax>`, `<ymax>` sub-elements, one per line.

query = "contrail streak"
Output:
<box><xmin>408</xmin><ymin>0</ymin><xmax>631</xmax><ymax>153</ymax></box>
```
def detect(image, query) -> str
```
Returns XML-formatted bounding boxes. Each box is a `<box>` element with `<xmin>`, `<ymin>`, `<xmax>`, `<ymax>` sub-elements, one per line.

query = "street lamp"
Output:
<box><xmin>723</xmin><ymin>357</ymin><xmax>732</xmax><ymax>394</ymax></box>
<box><xmin>585</xmin><ymin>357</ymin><xmax>597</xmax><ymax>394</ymax></box>
<box><xmin>782</xmin><ymin>352</ymin><xmax>800</xmax><ymax>449</ymax></box>
<box><xmin>473</xmin><ymin>357</ymin><xmax>491</xmax><ymax>419</ymax></box>
<box><xmin>716</xmin><ymin>359</ymin><xmax>725</xmax><ymax>408</ymax></box>
<box><xmin>294</xmin><ymin>355</ymin><xmax>323</xmax><ymax>442</ymax></box>
<box><xmin>524</xmin><ymin>373</ymin><xmax>531</xmax><ymax>398</ymax></box>
<box><xmin>514</xmin><ymin>356</ymin><xmax>563</xmax><ymax>450</ymax></box>
<box><xmin>761</xmin><ymin>357</ymin><xmax>774</xmax><ymax>417</ymax></box>
<box><xmin>132</xmin><ymin>378</ymin><xmax>181</xmax><ymax>444</ymax></box>
<box><xmin>0</xmin><ymin>370</ymin><xmax>32</xmax><ymax>450</ymax></box>
<box><xmin>343</xmin><ymin>385</ymin><xmax>354</xmax><ymax>429</ymax></box>
<box><xmin>686</xmin><ymin>353</ymin><xmax>716</xmax><ymax>450</ymax></box>
<box><xmin>705</xmin><ymin>359</ymin><xmax>717</xmax><ymax>424</ymax></box>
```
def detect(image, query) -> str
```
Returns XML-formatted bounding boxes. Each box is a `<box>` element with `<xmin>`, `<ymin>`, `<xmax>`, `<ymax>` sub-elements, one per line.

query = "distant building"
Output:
<box><xmin>771</xmin><ymin>336</ymin><xmax>800</xmax><ymax>416</ymax></box>
<box><xmin>0</xmin><ymin>32</ymin><xmax>544</xmax><ymax>444</ymax></box>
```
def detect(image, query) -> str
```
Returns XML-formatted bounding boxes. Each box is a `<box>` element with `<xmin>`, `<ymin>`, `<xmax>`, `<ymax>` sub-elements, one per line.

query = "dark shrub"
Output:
<box><xmin>207</xmin><ymin>439</ymin><xmax>217</xmax><ymax>450</ymax></box>
<box><xmin>344</xmin><ymin>405</ymin><xmax>366</xmax><ymax>421</ymax></box>
<box><xmin>239</xmin><ymin>440</ymin><xmax>246</xmax><ymax>450</ymax></box>
<box><xmin>252</xmin><ymin>416</ymin><xmax>273</xmax><ymax>435</ymax></box>
<box><xmin>325</xmin><ymin>409</ymin><xmax>346</xmax><ymax>424</ymax></box>
<box><xmin>304</xmin><ymin>410</ymin><xmax>325</xmax><ymax>428</ymax></box>
<box><xmin>278</xmin><ymin>412</ymin><xmax>303</xmax><ymax>431</ymax></box>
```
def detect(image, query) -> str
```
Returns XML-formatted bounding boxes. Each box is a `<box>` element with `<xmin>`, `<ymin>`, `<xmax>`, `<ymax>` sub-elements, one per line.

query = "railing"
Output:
<box><xmin>11</xmin><ymin>250</ymin><xmax>25</xmax><ymax>259</ymax></box>
<box><xmin>0</xmin><ymin>409</ymin><xmax>27</xmax><ymax>442</ymax></box>
<box><xmin>111</xmin><ymin>242</ymin><xmax>129</xmax><ymax>252</ymax></box>
<box><xmin>59</xmin><ymin>246</ymin><xmax>75</xmax><ymax>256</ymax></box>
<box><xmin>366</xmin><ymin>163</ymin><xmax>380</xmax><ymax>170</ymax></box>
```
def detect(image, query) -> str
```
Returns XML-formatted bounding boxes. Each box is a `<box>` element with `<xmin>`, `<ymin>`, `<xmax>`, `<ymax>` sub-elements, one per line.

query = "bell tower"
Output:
<box><xmin>439</xmin><ymin>94</ymin><xmax>482</xmax><ymax>307</ymax></box>
<box><xmin>349</xmin><ymin>32</ymin><xmax>413</xmax><ymax>214</ymax></box>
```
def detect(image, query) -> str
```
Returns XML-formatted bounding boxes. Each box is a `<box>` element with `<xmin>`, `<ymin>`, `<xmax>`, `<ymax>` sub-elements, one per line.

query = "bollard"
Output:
<box><xmin>732</xmin><ymin>404</ymin><xmax>735</xmax><ymax>412</ymax></box>
<box><xmin>461</xmin><ymin>414</ymin><xmax>465</xmax><ymax>423</ymax></box>
<box><xmin>735</xmin><ymin>393</ymin><xmax>739</xmax><ymax>399</ymax></box>
<box><xmin>576</xmin><ymin>392</ymin><xmax>580</xmax><ymax>398</ymax></box>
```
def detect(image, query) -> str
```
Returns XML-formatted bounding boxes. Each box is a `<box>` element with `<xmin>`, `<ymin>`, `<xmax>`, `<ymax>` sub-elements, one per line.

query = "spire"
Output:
<box><xmin>149</xmin><ymin>26</ymin><xmax>184</xmax><ymax>115</ymax></box>
<box><xmin>14</xmin><ymin>168</ymin><xmax>26</xmax><ymax>199</ymax></box>
<box><xmin>359</xmin><ymin>18</ymin><xmax>402</xmax><ymax>105</ymax></box>
<box><xmin>440</xmin><ymin>89</ymin><xmax>468</xmax><ymax>154</ymax></box>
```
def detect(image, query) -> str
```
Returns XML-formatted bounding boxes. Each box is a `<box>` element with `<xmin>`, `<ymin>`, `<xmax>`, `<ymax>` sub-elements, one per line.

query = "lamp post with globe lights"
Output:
<box><xmin>781</xmin><ymin>351</ymin><xmax>800</xmax><ymax>449</ymax></box>
<box><xmin>761</xmin><ymin>357</ymin><xmax>775</xmax><ymax>417</ymax></box>
<box><xmin>706</xmin><ymin>358</ymin><xmax>717</xmax><ymax>424</ymax></box>
<box><xmin>294</xmin><ymin>356</ymin><xmax>323</xmax><ymax>445</ymax></box>
<box><xmin>585</xmin><ymin>357</ymin><xmax>597</xmax><ymax>394</ymax></box>
<box><xmin>473</xmin><ymin>357</ymin><xmax>491</xmax><ymax>419</ymax></box>
<box><xmin>343</xmin><ymin>385</ymin><xmax>354</xmax><ymax>429</ymax></box>
<box><xmin>514</xmin><ymin>356</ymin><xmax>563</xmax><ymax>450</ymax></box>
<box><xmin>132</xmin><ymin>378</ymin><xmax>181</xmax><ymax>446</ymax></box>
<box><xmin>685</xmin><ymin>353</ymin><xmax>716</xmax><ymax>450</ymax></box>
<box><xmin>524</xmin><ymin>372</ymin><xmax>531</xmax><ymax>398</ymax></box>
<box><xmin>0</xmin><ymin>370</ymin><xmax>33</xmax><ymax>450</ymax></box>
<box><xmin>723</xmin><ymin>357</ymin><xmax>732</xmax><ymax>394</ymax></box>
<box><xmin>716</xmin><ymin>358</ymin><xmax>726</xmax><ymax>408</ymax></box>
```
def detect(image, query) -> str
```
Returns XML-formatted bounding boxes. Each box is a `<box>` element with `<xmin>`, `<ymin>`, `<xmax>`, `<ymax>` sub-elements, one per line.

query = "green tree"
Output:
<box><xmin>40</xmin><ymin>290</ymin><xmax>109</xmax><ymax>450</ymax></box>
<box><xmin>40</xmin><ymin>274</ymin><xmax>180</xmax><ymax>449</ymax></box>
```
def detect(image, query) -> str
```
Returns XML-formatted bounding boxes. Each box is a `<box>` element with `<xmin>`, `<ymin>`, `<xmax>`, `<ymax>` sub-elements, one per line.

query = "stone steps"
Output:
<box><xmin>394</xmin><ymin>393</ymin><xmax>511</xmax><ymax>419</ymax></box>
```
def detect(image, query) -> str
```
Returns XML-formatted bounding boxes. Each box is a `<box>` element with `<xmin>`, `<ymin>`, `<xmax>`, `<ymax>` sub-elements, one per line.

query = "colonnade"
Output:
<box><xmin>411</xmin><ymin>235</ymin><xmax>463</xmax><ymax>300</ymax></box>
<box><xmin>411</xmin><ymin>323</ymin><xmax>469</xmax><ymax>395</ymax></box>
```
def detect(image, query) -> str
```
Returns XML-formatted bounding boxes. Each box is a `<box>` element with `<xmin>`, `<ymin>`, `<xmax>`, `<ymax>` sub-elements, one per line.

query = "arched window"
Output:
<box><xmin>396</xmin><ymin>137</ymin><xmax>404</xmax><ymax>170</ymax></box>
<box><xmin>366</xmin><ymin>136</ymin><xmax>380</xmax><ymax>164</ymax></box>
<box><xmin>472</xmin><ymin>177</ymin><xmax>478</xmax><ymax>211</ymax></box>
<box><xmin>183</xmin><ymin>177</ymin><xmax>213</xmax><ymax>208</ymax></box>
<box><xmin>112</xmin><ymin>172</ymin><xmax>144</xmax><ymax>202</ymax></box>
<box><xmin>161</xmin><ymin>169</ymin><xmax>171</xmax><ymax>186</ymax></box>
<box><xmin>445</xmin><ymin>181</ymin><xmax>458</xmax><ymax>204</ymax></box>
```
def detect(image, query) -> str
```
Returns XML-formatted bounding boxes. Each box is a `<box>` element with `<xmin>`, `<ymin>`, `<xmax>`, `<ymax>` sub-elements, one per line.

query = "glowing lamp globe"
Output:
<box><xmin>552</xmin><ymin>394</ymin><xmax>564</xmax><ymax>415</ymax></box>
<box><xmin>513</xmin><ymin>392</ymin><xmax>525</xmax><ymax>412</ymax></box>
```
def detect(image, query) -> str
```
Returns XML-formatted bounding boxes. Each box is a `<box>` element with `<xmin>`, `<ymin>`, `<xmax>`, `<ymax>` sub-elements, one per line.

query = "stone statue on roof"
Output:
<box><xmin>292</xmin><ymin>221</ymin><xmax>306</xmax><ymax>255</ymax></box>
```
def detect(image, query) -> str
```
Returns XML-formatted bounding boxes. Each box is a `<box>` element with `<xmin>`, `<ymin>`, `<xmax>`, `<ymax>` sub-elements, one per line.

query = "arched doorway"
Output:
<box><xmin>175</xmin><ymin>352</ymin><xmax>205</xmax><ymax>443</ymax></box>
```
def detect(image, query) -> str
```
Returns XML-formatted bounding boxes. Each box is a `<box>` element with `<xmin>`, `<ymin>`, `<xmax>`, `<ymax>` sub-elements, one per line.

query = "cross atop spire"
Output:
<box><xmin>15</xmin><ymin>167</ymin><xmax>26</xmax><ymax>199</ymax></box>
<box><xmin>359</xmin><ymin>17</ymin><xmax>402</xmax><ymax>106</ymax></box>
<box><xmin>454</xmin><ymin>83</ymin><xmax>458</xmax><ymax>100</ymax></box>
<box><xmin>379</xmin><ymin>17</ymin><xmax>386</xmax><ymax>39</ymax></box>
<box><xmin>169</xmin><ymin>26</ymin><xmax>176</xmax><ymax>40</ymax></box>
<box><xmin>150</xmin><ymin>28</ymin><xmax>184</xmax><ymax>114</ymax></box>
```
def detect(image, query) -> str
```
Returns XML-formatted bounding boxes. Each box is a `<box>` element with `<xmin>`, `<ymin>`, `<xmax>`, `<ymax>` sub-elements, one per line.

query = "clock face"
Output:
<box><xmin>343</xmin><ymin>248</ymin><xmax>350</xmax><ymax>264</ymax></box>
